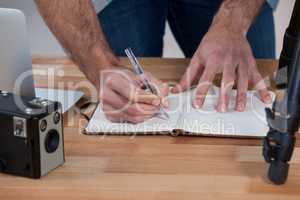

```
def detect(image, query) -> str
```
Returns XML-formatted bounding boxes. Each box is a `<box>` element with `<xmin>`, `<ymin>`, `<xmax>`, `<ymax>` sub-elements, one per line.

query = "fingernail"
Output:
<box><xmin>145</xmin><ymin>90</ymin><xmax>153</xmax><ymax>94</ymax></box>
<box><xmin>236</xmin><ymin>103</ymin><xmax>245</xmax><ymax>112</ymax></box>
<box><xmin>265</xmin><ymin>94</ymin><xmax>272</xmax><ymax>104</ymax></box>
<box><xmin>220</xmin><ymin>103</ymin><xmax>227</xmax><ymax>113</ymax></box>
<box><xmin>152</xmin><ymin>98</ymin><xmax>161</xmax><ymax>106</ymax></box>
<box><xmin>193</xmin><ymin>100</ymin><xmax>201</xmax><ymax>109</ymax></box>
<box><xmin>162</xmin><ymin>83</ymin><xmax>169</xmax><ymax>89</ymax></box>
<box><xmin>171</xmin><ymin>85</ymin><xmax>179</xmax><ymax>93</ymax></box>
<box><xmin>162</xmin><ymin>98</ymin><xmax>169</xmax><ymax>108</ymax></box>
<box><xmin>193</xmin><ymin>103</ymin><xmax>200</xmax><ymax>109</ymax></box>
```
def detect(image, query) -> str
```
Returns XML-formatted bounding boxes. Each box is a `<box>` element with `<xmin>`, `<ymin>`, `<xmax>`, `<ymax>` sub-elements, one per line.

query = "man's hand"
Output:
<box><xmin>99</xmin><ymin>68</ymin><xmax>169</xmax><ymax>123</ymax></box>
<box><xmin>172</xmin><ymin>0</ymin><xmax>272</xmax><ymax>112</ymax></box>
<box><xmin>35</xmin><ymin>0</ymin><xmax>169</xmax><ymax>123</ymax></box>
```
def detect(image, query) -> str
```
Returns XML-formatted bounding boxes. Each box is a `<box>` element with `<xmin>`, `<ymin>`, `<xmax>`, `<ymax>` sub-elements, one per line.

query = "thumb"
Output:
<box><xmin>146</xmin><ymin>73</ymin><xmax>170</xmax><ymax>108</ymax></box>
<box><xmin>146</xmin><ymin>74</ymin><xmax>169</xmax><ymax>96</ymax></box>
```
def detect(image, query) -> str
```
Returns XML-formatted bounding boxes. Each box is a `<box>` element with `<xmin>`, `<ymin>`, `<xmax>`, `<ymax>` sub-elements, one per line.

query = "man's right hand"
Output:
<box><xmin>98</xmin><ymin>68</ymin><xmax>169</xmax><ymax>124</ymax></box>
<box><xmin>34</xmin><ymin>0</ymin><xmax>169</xmax><ymax>123</ymax></box>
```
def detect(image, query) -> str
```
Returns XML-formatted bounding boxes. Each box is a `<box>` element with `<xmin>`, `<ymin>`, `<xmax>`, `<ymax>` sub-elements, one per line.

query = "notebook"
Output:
<box><xmin>85</xmin><ymin>86</ymin><xmax>274</xmax><ymax>138</ymax></box>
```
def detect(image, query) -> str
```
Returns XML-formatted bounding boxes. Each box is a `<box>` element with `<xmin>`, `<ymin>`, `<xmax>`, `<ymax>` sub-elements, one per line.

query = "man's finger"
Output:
<box><xmin>193</xmin><ymin>60</ymin><xmax>218</xmax><ymax>109</ymax></box>
<box><xmin>133</xmin><ymin>88</ymin><xmax>162</xmax><ymax>105</ymax></box>
<box><xmin>172</xmin><ymin>57</ymin><xmax>204</xmax><ymax>93</ymax></box>
<box><xmin>100</xmin><ymin>88</ymin><xmax>129</xmax><ymax>112</ymax></box>
<box><xmin>102</xmin><ymin>104</ymin><xmax>128</xmax><ymax>123</ymax></box>
<box><xmin>236</xmin><ymin>61</ymin><xmax>249</xmax><ymax>112</ymax></box>
<box><xmin>126</xmin><ymin>103</ymin><xmax>160</xmax><ymax>116</ymax></box>
<box><xmin>147</xmin><ymin>74</ymin><xmax>169</xmax><ymax>97</ymax></box>
<box><xmin>146</xmin><ymin>73</ymin><xmax>170</xmax><ymax>108</ymax></box>
<box><xmin>217</xmin><ymin>62</ymin><xmax>236</xmax><ymax>113</ymax></box>
<box><xmin>108</xmin><ymin>75</ymin><xmax>161</xmax><ymax>105</ymax></box>
<box><xmin>250</xmin><ymin>65</ymin><xmax>272</xmax><ymax>104</ymax></box>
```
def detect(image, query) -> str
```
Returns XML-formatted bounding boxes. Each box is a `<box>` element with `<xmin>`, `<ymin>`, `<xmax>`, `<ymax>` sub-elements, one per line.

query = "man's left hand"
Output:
<box><xmin>172</xmin><ymin>20</ymin><xmax>272</xmax><ymax>112</ymax></box>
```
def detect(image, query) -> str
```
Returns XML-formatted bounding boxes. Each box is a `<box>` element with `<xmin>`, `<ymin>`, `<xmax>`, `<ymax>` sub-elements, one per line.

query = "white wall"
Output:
<box><xmin>273</xmin><ymin>0</ymin><xmax>296</xmax><ymax>57</ymax></box>
<box><xmin>0</xmin><ymin>0</ymin><xmax>296</xmax><ymax>58</ymax></box>
<box><xmin>0</xmin><ymin>0</ymin><xmax>65</xmax><ymax>56</ymax></box>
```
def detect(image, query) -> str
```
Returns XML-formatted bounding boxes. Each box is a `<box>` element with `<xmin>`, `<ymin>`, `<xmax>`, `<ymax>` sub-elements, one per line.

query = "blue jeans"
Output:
<box><xmin>98</xmin><ymin>0</ymin><xmax>275</xmax><ymax>59</ymax></box>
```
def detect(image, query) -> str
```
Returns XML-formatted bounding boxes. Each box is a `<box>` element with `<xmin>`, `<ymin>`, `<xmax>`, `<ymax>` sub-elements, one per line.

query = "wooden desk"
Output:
<box><xmin>1</xmin><ymin>58</ymin><xmax>300</xmax><ymax>200</ymax></box>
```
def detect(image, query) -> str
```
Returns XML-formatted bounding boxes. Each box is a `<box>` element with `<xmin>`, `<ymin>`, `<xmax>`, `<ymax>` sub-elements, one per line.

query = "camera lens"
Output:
<box><xmin>45</xmin><ymin>130</ymin><xmax>60</xmax><ymax>153</ymax></box>
<box><xmin>53</xmin><ymin>112</ymin><xmax>61</xmax><ymax>124</ymax></box>
<box><xmin>40</xmin><ymin>120</ymin><xmax>47</xmax><ymax>132</ymax></box>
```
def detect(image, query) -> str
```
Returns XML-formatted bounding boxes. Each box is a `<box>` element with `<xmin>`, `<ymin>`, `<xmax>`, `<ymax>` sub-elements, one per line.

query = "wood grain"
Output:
<box><xmin>1</xmin><ymin>57</ymin><xmax>299</xmax><ymax>200</ymax></box>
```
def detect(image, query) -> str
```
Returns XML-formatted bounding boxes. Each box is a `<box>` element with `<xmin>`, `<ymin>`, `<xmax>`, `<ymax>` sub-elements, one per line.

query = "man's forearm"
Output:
<box><xmin>35</xmin><ymin>0</ymin><xmax>120</xmax><ymax>85</ymax></box>
<box><xmin>212</xmin><ymin>0</ymin><xmax>265</xmax><ymax>35</ymax></box>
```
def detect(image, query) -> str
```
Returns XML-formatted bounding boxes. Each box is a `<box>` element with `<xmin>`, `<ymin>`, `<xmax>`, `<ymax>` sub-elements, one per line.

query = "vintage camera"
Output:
<box><xmin>0</xmin><ymin>91</ymin><xmax>65</xmax><ymax>178</ymax></box>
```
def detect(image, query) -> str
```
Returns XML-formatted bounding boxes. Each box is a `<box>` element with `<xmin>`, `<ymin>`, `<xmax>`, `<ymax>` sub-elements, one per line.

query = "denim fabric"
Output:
<box><xmin>266</xmin><ymin>0</ymin><xmax>279</xmax><ymax>9</ymax></box>
<box><xmin>93</xmin><ymin>0</ymin><xmax>278</xmax><ymax>13</ymax></box>
<box><xmin>98</xmin><ymin>0</ymin><xmax>275</xmax><ymax>59</ymax></box>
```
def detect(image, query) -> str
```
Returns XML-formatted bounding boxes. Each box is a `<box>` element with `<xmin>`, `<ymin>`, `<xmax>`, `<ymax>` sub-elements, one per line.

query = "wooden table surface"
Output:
<box><xmin>1</xmin><ymin>58</ymin><xmax>300</xmax><ymax>200</ymax></box>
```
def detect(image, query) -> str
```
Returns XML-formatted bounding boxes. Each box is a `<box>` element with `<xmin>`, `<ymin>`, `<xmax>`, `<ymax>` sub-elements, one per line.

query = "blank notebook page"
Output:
<box><xmin>177</xmin><ymin>87</ymin><xmax>274</xmax><ymax>137</ymax></box>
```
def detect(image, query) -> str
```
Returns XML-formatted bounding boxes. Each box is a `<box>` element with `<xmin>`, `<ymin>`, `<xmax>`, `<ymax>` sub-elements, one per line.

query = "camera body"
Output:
<box><xmin>0</xmin><ymin>91</ymin><xmax>65</xmax><ymax>178</ymax></box>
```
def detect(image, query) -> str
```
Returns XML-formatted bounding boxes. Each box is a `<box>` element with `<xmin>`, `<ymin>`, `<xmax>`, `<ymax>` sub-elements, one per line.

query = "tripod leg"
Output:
<box><xmin>263</xmin><ymin>0</ymin><xmax>300</xmax><ymax>185</ymax></box>
<box><xmin>263</xmin><ymin>131</ymin><xmax>295</xmax><ymax>184</ymax></box>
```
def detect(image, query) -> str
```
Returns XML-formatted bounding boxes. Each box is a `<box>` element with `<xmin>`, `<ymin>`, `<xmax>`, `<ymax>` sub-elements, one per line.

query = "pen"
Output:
<box><xmin>125</xmin><ymin>47</ymin><xmax>170</xmax><ymax>120</ymax></box>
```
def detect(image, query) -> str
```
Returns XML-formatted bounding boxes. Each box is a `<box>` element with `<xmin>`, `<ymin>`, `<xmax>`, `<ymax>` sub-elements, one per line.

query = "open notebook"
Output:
<box><xmin>85</xmin><ymin>86</ymin><xmax>275</xmax><ymax>138</ymax></box>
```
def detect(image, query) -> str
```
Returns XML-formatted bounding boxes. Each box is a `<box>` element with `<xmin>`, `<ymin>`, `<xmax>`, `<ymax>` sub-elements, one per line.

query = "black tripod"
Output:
<box><xmin>263</xmin><ymin>0</ymin><xmax>300</xmax><ymax>185</ymax></box>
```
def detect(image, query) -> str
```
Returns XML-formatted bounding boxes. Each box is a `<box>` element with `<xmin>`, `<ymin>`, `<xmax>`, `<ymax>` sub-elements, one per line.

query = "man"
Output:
<box><xmin>35</xmin><ymin>0</ymin><xmax>277</xmax><ymax>123</ymax></box>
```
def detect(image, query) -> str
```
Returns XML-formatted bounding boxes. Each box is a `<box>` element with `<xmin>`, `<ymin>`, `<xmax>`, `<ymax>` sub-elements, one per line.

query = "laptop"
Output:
<box><xmin>0</xmin><ymin>8</ymin><xmax>84</xmax><ymax>113</ymax></box>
